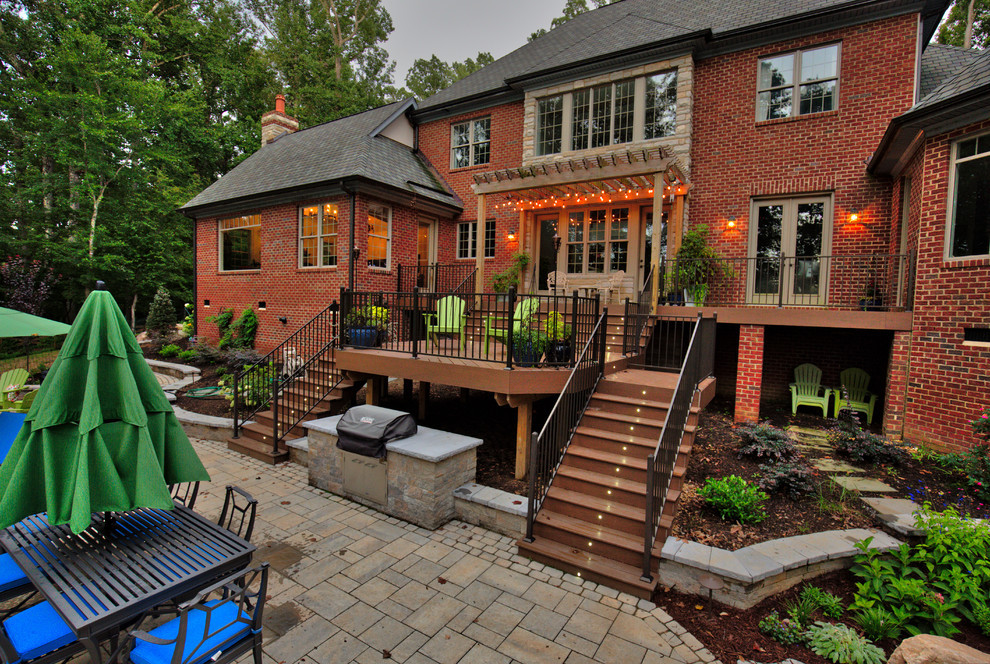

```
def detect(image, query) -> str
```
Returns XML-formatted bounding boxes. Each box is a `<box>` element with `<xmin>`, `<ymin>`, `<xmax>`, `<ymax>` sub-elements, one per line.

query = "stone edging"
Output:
<box><xmin>454</xmin><ymin>482</ymin><xmax>527</xmax><ymax>539</ymax></box>
<box><xmin>145</xmin><ymin>358</ymin><xmax>200</xmax><ymax>392</ymax></box>
<box><xmin>171</xmin><ymin>405</ymin><xmax>245</xmax><ymax>443</ymax></box>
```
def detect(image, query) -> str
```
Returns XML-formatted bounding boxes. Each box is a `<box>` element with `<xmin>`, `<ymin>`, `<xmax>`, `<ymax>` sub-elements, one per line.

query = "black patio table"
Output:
<box><xmin>0</xmin><ymin>505</ymin><xmax>256</xmax><ymax>663</ymax></box>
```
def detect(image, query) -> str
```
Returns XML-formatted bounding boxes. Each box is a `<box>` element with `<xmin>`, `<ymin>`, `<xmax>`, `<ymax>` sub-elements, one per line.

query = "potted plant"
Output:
<box><xmin>674</xmin><ymin>224</ymin><xmax>732</xmax><ymax>306</ymax></box>
<box><xmin>859</xmin><ymin>277</ymin><xmax>884</xmax><ymax>311</ymax></box>
<box><xmin>544</xmin><ymin>311</ymin><xmax>573</xmax><ymax>365</ymax></box>
<box><xmin>492</xmin><ymin>252</ymin><xmax>532</xmax><ymax>297</ymax></box>
<box><xmin>511</xmin><ymin>316</ymin><xmax>548</xmax><ymax>367</ymax></box>
<box><xmin>343</xmin><ymin>304</ymin><xmax>389</xmax><ymax>347</ymax></box>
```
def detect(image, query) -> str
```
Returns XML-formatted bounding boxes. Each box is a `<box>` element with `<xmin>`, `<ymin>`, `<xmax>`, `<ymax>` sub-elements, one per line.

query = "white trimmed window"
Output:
<box><xmin>367</xmin><ymin>204</ymin><xmax>391</xmax><ymax>269</ymax></box>
<box><xmin>565</xmin><ymin>208</ymin><xmax>628</xmax><ymax>273</ymax></box>
<box><xmin>948</xmin><ymin>134</ymin><xmax>990</xmax><ymax>258</ymax></box>
<box><xmin>757</xmin><ymin>44</ymin><xmax>839</xmax><ymax>121</ymax></box>
<box><xmin>451</xmin><ymin>117</ymin><xmax>491</xmax><ymax>168</ymax></box>
<box><xmin>299</xmin><ymin>203</ymin><xmax>338</xmax><ymax>267</ymax></box>
<box><xmin>457</xmin><ymin>220</ymin><xmax>496</xmax><ymax>259</ymax></box>
<box><xmin>536</xmin><ymin>70</ymin><xmax>678</xmax><ymax>156</ymax></box>
<box><xmin>219</xmin><ymin>214</ymin><xmax>261</xmax><ymax>271</ymax></box>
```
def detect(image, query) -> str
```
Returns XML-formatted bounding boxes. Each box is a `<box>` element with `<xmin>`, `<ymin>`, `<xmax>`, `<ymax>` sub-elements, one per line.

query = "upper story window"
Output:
<box><xmin>451</xmin><ymin>117</ymin><xmax>491</xmax><ymax>169</ymax></box>
<box><xmin>367</xmin><ymin>204</ymin><xmax>391</xmax><ymax>269</ymax></box>
<box><xmin>456</xmin><ymin>220</ymin><xmax>496</xmax><ymax>259</ymax></box>
<box><xmin>536</xmin><ymin>71</ymin><xmax>678</xmax><ymax>156</ymax></box>
<box><xmin>219</xmin><ymin>214</ymin><xmax>260</xmax><ymax>271</ymax></box>
<box><xmin>757</xmin><ymin>44</ymin><xmax>839</xmax><ymax>121</ymax></box>
<box><xmin>949</xmin><ymin>134</ymin><xmax>990</xmax><ymax>258</ymax></box>
<box><xmin>299</xmin><ymin>204</ymin><xmax>338</xmax><ymax>268</ymax></box>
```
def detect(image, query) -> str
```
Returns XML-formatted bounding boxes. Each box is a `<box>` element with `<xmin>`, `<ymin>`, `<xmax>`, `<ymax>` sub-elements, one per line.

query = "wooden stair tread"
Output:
<box><xmin>583</xmin><ymin>409</ymin><xmax>665</xmax><ymax>428</ymax></box>
<box><xmin>573</xmin><ymin>426</ymin><xmax>657</xmax><ymax>448</ymax></box>
<box><xmin>535</xmin><ymin>510</ymin><xmax>644</xmax><ymax>553</ymax></box>
<box><xmin>565</xmin><ymin>446</ymin><xmax>649</xmax><ymax>470</ymax></box>
<box><xmin>546</xmin><ymin>487</ymin><xmax>644</xmax><ymax>521</ymax></box>
<box><xmin>590</xmin><ymin>393</ymin><xmax>671</xmax><ymax>409</ymax></box>
<box><xmin>554</xmin><ymin>466</ymin><xmax>647</xmax><ymax>495</ymax></box>
<box><xmin>517</xmin><ymin>538</ymin><xmax>656</xmax><ymax>596</ymax></box>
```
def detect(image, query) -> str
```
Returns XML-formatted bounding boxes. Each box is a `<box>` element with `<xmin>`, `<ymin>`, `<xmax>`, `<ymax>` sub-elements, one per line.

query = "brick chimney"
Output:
<box><xmin>261</xmin><ymin>94</ymin><xmax>299</xmax><ymax>146</ymax></box>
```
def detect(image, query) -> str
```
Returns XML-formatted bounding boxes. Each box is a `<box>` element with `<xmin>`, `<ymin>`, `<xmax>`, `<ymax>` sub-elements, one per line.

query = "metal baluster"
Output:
<box><xmin>506</xmin><ymin>288</ymin><xmax>516</xmax><ymax>370</ymax></box>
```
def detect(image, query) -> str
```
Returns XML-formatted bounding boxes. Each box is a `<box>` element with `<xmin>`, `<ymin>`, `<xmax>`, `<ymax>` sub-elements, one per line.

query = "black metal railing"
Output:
<box><xmin>659</xmin><ymin>252</ymin><xmax>914</xmax><ymax>311</ymax></box>
<box><xmin>340</xmin><ymin>288</ymin><xmax>599</xmax><ymax>369</ymax></box>
<box><xmin>622</xmin><ymin>266</ymin><xmax>655</xmax><ymax>356</ymax></box>
<box><xmin>269</xmin><ymin>337</ymin><xmax>344</xmax><ymax>453</ymax></box>
<box><xmin>525</xmin><ymin>310</ymin><xmax>607</xmax><ymax>541</ymax></box>
<box><xmin>396</xmin><ymin>263</ymin><xmax>477</xmax><ymax>294</ymax></box>
<box><xmin>641</xmin><ymin>314</ymin><xmax>716</xmax><ymax>581</ymax></box>
<box><xmin>232</xmin><ymin>303</ymin><xmax>341</xmax><ymax>450</ymax></box>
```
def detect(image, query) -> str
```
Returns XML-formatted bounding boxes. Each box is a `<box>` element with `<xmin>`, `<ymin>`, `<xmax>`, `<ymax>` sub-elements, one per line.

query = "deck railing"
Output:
<box><xmin>340</xmin><ymin>288</ymin><xmax>599</xmax><ymax>369</ymax></box>
<box><xmin>622</xmin><ymin>266</ymin><xmax>654</xmax><ymax>356</ymax></box>
<box><xmin>524</xmin><ymin>311</ymin><xmax>608</xmax><ymax>541</ymax></box>
<box><xmin>641</xmin><ymin>313</ymin><xmax>716</xmax><ymax>581</ymax></box>
<box><xmin>396</xmin><ymin>263</ymin><xmax>477</xmax><ymax>294</ymax></box>
<box><xmin>232</xmin><ymin>303</ymin><xmax>342</xmax><ymax>452</ymax></box>
<box><xmin>659</xmin><ymin>252</ymin><xmax>914</xmax><ymax>311</ymax></box>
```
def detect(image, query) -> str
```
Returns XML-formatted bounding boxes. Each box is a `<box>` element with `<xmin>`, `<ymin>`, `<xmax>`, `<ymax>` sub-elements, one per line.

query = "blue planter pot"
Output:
<box><xmin>348</xmin><ymin>326</ymin><xmax>380</xmax><ymax>348</ymax></box>
<box><xmin>513</xmin><ymin>342</ymin><xmax>543</xmax><ymax>367</ymax></box>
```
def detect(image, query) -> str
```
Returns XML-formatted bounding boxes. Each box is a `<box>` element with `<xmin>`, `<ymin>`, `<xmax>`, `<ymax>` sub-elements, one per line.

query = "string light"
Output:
<box><xmin>492</xmin><ymin>185</ymin><xmax>676</xmax><ymax>213</ymax></box>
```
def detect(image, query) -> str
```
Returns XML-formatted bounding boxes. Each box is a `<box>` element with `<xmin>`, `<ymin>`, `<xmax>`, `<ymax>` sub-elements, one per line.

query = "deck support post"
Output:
<box><xmin>460</xmin><ymin>387</ymin><xmax>470</xmax><ymax>402</ymax></box>
<box><xmin>650</xmin><ymin>173</ymin><xmax>664</xmax><ymax>312</ymax></box>
<box><xmin>418</xmin><ymin>381</ymin><xmax>430</xmax><ymax>421</ymax></box>
<box><xmin>515</xmin><ymin>398</ymin><xmax>533</xmax><ymax>480</ymax></box>
<box><xmin>475</xmin><ymin>194</ymin><xmax>486</xmax><ymax>299</ymax></box>
<box><xmin>366</xmin><ymin>376</ymin><xmax>381</xmax><ymax>406</ymax></box>
<box><xmin>403</xmin><ymin>379</ymin><xmax>413</xmax><ymax>403</ymax></box>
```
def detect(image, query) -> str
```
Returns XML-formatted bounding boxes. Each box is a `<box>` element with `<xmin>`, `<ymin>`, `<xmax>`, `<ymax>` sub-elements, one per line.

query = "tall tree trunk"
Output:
<box><xmin>41</xmin><ymin>155</ymin><xmax>54</xmax><ymax>216</ymax></box>
<box><xmin>965</xmin><ymin>0</ymin><xmax>975</xmax><ymax>48</ymax></box>
<box><xmin>131</xmin><ymin>292</ymin><xmax>138</xmax><ymax>330</ymax></box>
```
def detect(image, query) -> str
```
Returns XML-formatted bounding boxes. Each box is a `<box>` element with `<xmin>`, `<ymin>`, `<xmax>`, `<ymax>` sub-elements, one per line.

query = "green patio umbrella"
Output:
<box><xmin>0</xmin><ymin>284</ymin><xmax>210</xmax><ymax>533</ymax></box>
<box><xmin>0</xmin><ymin>307</ymin><xmax>72</xmax><ymax>338</ymax></box>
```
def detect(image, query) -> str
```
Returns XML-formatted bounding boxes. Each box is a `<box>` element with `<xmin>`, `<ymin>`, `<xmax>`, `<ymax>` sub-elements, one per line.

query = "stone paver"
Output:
<box><xmin>812</xmin><ymin>458</ymin><xmax>861</xmax><ymax>473</ymax></box>
<box><xmin>185</xmin><ymin>438</ymin><xmax>718</xmax><ymax>664</ymax></box>
<box><xmin>832</xmin><ymin>475</ymin><xmax>897</xmax><ymax>493</ymax></box>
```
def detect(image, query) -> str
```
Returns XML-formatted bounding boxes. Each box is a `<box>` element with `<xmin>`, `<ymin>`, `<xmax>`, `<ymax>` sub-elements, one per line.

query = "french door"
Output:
<box><xmin>748</xmin><ymin>197</ymin><xmax>832</xmax><ymax>305</ymax></box>
<box><xmin>416</xmin><ymin>218</ymin><xmax>436</xmax><ymax>289</ymax></box>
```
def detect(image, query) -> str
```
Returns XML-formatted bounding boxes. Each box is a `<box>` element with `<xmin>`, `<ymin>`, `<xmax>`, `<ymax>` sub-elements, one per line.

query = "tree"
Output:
<box><xmin>405</xmin><ymin>52</ymin><xmax>494</xmax><ymax>100</ymax></box>
<box><xmin>146</xmin><ymin>286</ymin><xmax>177</xmax><ymax>338</ymax></box>
<box><xmin>938</xmin><ymin>0</ymin><xmax>990</xmax><ymax>49</ymax></box>
<box><xmin>529</xmin><ymin>0</ymin><xmax>614</xmax><ymax>41</ymax></box>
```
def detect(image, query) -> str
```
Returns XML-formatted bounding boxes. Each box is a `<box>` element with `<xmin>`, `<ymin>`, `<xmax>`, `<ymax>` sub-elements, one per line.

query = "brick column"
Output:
<box><xmin>883</xmin><ymin>330</ymin><xmax>911</xmax><ymax>440</ymax></box>
<box><xmin>734</xmin><ymin>324</ymin><xmax>765</xmax><ymax>423</ymax></box>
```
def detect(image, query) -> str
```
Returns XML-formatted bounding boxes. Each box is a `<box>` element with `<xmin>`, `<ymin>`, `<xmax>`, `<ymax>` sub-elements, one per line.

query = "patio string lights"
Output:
<box><xmin>493</xmin><ymin>185</ymin><xmax>688</xmax><ymax>212</ymax></box>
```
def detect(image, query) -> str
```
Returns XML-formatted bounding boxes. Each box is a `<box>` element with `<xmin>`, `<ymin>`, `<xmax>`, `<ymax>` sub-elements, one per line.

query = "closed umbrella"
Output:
<box><xmin>0</xmin><ymin>284</ymin><xmax>210</xmax><ymax>533</ymax></box>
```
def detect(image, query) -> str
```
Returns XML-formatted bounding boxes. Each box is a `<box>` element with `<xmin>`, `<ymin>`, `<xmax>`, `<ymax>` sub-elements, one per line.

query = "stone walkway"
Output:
<box><xmin>189</xmin><ymin>438</ymin><xmax>719</xmax><ymax>664</ymax></box>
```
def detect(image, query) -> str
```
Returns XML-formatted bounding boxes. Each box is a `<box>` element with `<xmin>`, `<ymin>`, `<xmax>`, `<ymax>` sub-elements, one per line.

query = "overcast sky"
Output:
<box><xmin>380</xmin><ymin>0</ymin><xmax>562</xmax><ymax>84</ymax></box>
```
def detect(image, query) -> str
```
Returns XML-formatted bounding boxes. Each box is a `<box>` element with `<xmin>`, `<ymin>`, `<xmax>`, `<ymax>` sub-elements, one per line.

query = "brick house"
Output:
<box><xmin>182</xmin><ymin>0</ymin><xmax>990</xmax><ymax>453</ymax></box>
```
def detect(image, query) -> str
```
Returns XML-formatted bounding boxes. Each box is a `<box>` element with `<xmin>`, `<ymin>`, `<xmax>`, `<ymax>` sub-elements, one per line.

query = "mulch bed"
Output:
<box><xmin>172</xmin><ymin>366</ymin><xmax>232</xmax><ymax>418</ymax></box>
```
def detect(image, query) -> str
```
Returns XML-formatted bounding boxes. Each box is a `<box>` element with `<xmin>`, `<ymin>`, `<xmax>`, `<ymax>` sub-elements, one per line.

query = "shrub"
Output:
<box><xmin>785</xmin><ymin>593</ymin><xmax>819</xmax><ymax>626</ymax></box>
<box><xmin>159</xmin><ymin>344</ymin><xmax>181</xmax><ymax>358</ymax></box>
<box><xmin>942</xmin><ymin>440</ymin><xmax>990</xmax><ymax>501</ymax></box>
<box><xmin>973</xmin><ymin>406</ymin><xmax>990</xmax><ymax>443</ymax></box>
<box><xmin>181</xmin><ymin>302</ymin><xmax>194</xmax><ymax>336</ymax></box>
<box><xmin>698</xmin><ymin>475</ymin><xmax>767</xmax><ymax>524</ymax></box>
<box><xmin>223</xmin><ymin>348</ymin><xmax>262</xmax><ymax>370</ymax></box>
<box><xmin>218</xmin><ymin>361</ymin><xmax>276</xmax><ymax>408</ymax></box>
<box><xmin>854</xmin><ymin>606</ymin><xmax>902</xmax><ymax>643</ymax></box>
<box><xmin>828</xmin><ymin>422</ymin><xmax>908</xmax><ymax>466</ymax></box>
<box><xmin>192</xmin><ymin>341</ymin><xmax>224</xmax><ymax>365</ymax></box>
<box><xmin>804</xmin><ymin>622</ymin><xmax>885</xmax><ymax>664</ymax></box>
<box><xmin>544</xmin><ymin>311</ymin><xmax>572</xmax><ymax>341</ymax></box>
<box><xmin>758</xmin><ymin>611</ymin><xmax>804</xmax><ymax>645</ymax></box>
<box><xmin>974</xmin><ymin>601</ymin><xmax>990</xmax><ymax>637</ymax></box>
<box><xmin>146</xmin><ymin>287</ymin><xmax>177</xmax><ymax>338</ymax></box>
<box><xmin>177</xmin><ymin>349</ymin><xmax>197</xmax><ymax>361</ymax></box>
<box><xmin>737</xmin><ymin>422</ymin><xmax>797</xmax><ymax>463</ymax></box>
<box><xmin>758</xmin><ymin>461</ymin><xmax>816</xmax><ymax>500</ymax></box>
<box><xmin>802</xmin><ymin>586</ymin><xmax>844</xmax><ymax>619</ymax></box>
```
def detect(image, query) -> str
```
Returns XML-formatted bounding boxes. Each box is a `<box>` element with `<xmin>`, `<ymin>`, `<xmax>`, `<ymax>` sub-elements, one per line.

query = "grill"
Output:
<box><xmin>336</xmin><ymin>405</ymin><xmax>417</xmax><ymax>459</ymax></box>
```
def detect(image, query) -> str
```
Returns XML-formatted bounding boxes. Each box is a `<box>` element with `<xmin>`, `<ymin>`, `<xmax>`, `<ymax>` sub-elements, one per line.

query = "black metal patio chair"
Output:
<box><xmin>217</xmin><ymin>486</ymin><xmax>257</xmax><ymax>544</ymax></box>
<box><xmin>169</xmin><ymin>482</ymin><xmax>200</xmax><ymax>511</ymax></box>
<box><xmin>125</xmin><ymin>564</ymin><xmax>269</xmax><ymax>664</ymax></box>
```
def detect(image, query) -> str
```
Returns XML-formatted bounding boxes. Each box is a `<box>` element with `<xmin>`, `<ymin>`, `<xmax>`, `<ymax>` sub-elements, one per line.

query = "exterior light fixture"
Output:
<box><xmin>726</xmin><ymin>216</ymin><xmax>737</xmax><ymax>230</ymax></box>
<box><xmin>849</xmin><ymin>209</ymin><xmax>860</xmax><ymax>223</ymax></box>
<box><xmin>203</xmin><ymin>299</ymin><xmax>210</xmax><ymax>308</ymax></box>
<box><xmin>258</xmin><ymin>301</ymin><xmax>267</xmax><ymax>311</ymax></box>
<box><xmin>507</xmin><ymin>230</ymin><xmax>517</xmax><ymax>242</ymax></box>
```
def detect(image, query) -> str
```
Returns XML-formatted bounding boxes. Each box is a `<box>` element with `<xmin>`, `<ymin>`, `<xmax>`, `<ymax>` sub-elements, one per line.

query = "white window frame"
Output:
<box><xmin>218</xmin><ymin>214</ymin><xmax>261</xmax><ymax>272</ymax></box>
<box><xmin>945</xmin><ymin>131</ymin><xmax>990</xmax><ymax>260</ymax></box>
<box><xmin>756</xmin><ymin>43</ymin><xmax>841</xmax><ymax>122</ymax></box>
<box><xmin>564</xmin><ymin>207</ymin><xmax>629</xmax><ymax>274</ymax></box>
<box><xmin>367</xmin><ymin>203</ymin><xmax>392</xmax><ymax>270</ymax></box>
<box><xmin>298</xmin><ymin>203</ymin><xmax>338</xmax><ymax>268</ymax></box>
<box><xmin>450</xmin><ymin>117</ymin><xmax>491</xmax><ymax>169</ymax></box>
<box><xmin>456</xmin><ymin>220</ymin><xmax>496</xmax><ymax>259</ymax></box>
<box><xmin>535</xmin><ymin>69</ymin><xmax>678</xmax><ymax>157</ymax></box>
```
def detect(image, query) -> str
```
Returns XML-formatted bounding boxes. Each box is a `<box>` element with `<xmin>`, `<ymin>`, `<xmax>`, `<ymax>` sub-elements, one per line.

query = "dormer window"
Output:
<box><xmin>451</xmin><ymin>118</ymin><xmax>491</xmax><ymax>168</ymax></box>
<box><xmin>757</xmin><ymin>44</ymin><xmax>839</xmax><ymax>121</ymax></box>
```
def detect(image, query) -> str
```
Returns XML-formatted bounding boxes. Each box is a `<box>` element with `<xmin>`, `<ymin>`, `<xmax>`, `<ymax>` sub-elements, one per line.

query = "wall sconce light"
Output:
<box><xmin>203</xmin><ymin>299</ymin><xmax>210</xmax><ymax>308</ymax></box>
<box><xmin>507</xmin><ymin>230</ymin><xmax>517</xmax><ymax>242</ymax></box>
<box><xmin>278</xmin><ymin>316</ymin><xmax>288</xmax><ymax>325</ymax></box>
<box><xmin>726</xmin><ymin>216</ymin><xmax>737</xmax><ymax>230</ymax></box>
<box><xmin>258</xmin><ymin>301</ymin><xmax>267</xmax><ymax>311</ymax></box>
<box><xmin>849</xmin><ymin>209</ymin><xmax>860</xmax><ymax>223</ymax></box>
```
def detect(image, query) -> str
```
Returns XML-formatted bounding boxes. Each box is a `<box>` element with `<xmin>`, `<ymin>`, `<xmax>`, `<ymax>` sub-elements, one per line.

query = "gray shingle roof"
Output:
<box><xmin>919</xmin><ymin>43</ymin><xmax>985</xmax><ymax>98</ymax></box>
<box><xmin>418</xmin><ymin>0</ymin><xmax>935</xmax><ymax>112</ymax></box>
<box><xmin>913</xmin><ymin>47</ymin><xmax>990</xmax><ymax>112</ymax></box>
<box><xmin>181</xmin><ymin>101</ymin><xmax>458</xmax><ymax>213</ymax></box>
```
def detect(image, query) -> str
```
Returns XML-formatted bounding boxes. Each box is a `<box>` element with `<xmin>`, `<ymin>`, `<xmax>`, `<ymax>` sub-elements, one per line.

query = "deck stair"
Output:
<box><xmin>518</xmin><ymin>368</ymin><xmax>701</xmax><ymax>599</ymax></box>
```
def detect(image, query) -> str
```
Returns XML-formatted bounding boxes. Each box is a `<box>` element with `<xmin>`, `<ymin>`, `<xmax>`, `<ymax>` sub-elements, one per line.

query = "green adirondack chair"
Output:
<box><xmin>833</xmin><ymin>367</ymin><xmax>878</xmax><ymax>424</ymax></box>
<box><xmin>789</xmin><ymin>363</ymin><xmax>831</xmax><ymax>417</ymax></box>
<box><xmin>8</xmin><ymin>388</ymin><xmax>37</xmax><ymax>414</ymax></box>
<box><xmin>0</xmin><ymin>369</ymin><xmax>29</xmax><ymax>411</ymax></box>
<box><xmin>423</xmin><ymin>296</ymin><xmax>467</xmax><ymax>350</ymax></box>
<box><xmin>484</xmin><ymin>298</ymin><xmax>541</xmax><ymax>355</ymax></box>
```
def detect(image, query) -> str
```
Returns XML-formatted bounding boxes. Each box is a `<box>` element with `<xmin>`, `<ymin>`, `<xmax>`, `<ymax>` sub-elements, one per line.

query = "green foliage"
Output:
<box><xmin>343</xmin><ymin>304</ymin><xmax>389</xmax><ymax>330</ymax></box>
<box><xmin>850</xmin><ymin>507</ymin><xmax>990</xmax><ymax>638</ymax></box>
<box><xmin>758</xmin><ymin>461</ymin><xmax>816</xmax><ymax>500</ymax></box>
<box><xmin>181</xmin><ymin>303</ymin><xmax>194</xmax><ymax>336</ymax></box>
<box><xmin>673</xmin><ymin>224</ymin><xmax>733</xmax><ymax>291</ymax></box>
<box><xmin>177</xmin><ymin>349</ymin><xmax>198</xmax><ymax>361</ymax></box>
<box><xmin>146</xmin><ymin>287</ymin><xmax>177</xmax><ymax>338</ymax></box>
<box><xmin>738</xmin><ymin>422</ymin><xmax>798</xmax><ymax>463</ymax></box>
<box><xmin>208</xmin><ymin>307</ymin><xmax>257</xmax><ymax>350</ymax></box>
<box><xmin>545</xmin><ymin>311</ymin><xmax>572</xmax><ymax>342</ymax></box>
<box><xmin>192</xmin><ymin>341</ymin><xmax>225</xmax><ymax>365</ymax></box>
<box><xmin>405</xmin><ymin>52</ymin><xmax>493</xmax><ymax>100</ymax></box>
<box><xmin>698</xmin><ymin>475</ymin><xmax>767</xmax><ymax>524</ymax></box>
<box><xmin>937</xmin><ymin>0</ymin><xmax>990</xmax><ymax>48</ymax></box>
<box><xmin>785</xmin><ymin>593</ymin><xmax>820</xmax><ymax>626</ymax></box>
<box><xmin>828</xmin><ymin>422</ymin><xmax>908</xmax><ymax>466</ymax></box>
<box><xmin>804</xmin><ymin>622</ymin><xmax>885</xmax><ymax>664</ymax></box>
<box><xmin>802</xmin><ymin>586</ymin><xmax>845</xmax><ymax>620</ymax></box>
<box><xmin>159</xmin><ymin>344</ymin><xmax>181</xmax><ymax>358</ymax></box>
<box><xmin>974</xmin><ymin>601</ymin><xmax>990</xmax><ymax>636</ymax></box>
<box><xmin>492</xmin><ymin>252</ymin><xmax>532</xmax><ymax>293</ymax></box>
<box><xmin>941</xmin><ymin>442</ymin><xmax>990</xmax><ymax>501</ymax></box>
<box><xmin>529</xmin><ymin>0</ymin><xmax>615</xmax><ymax>41</ymax></box>
<box><xmin>758</xmin><ymin>611</ymin><xmax>805</xmax><ymax>645</ymax></box>
<box><xmin>854</xmin><ymin>606</ymin><xmax>903</xmax><ymax>643</ymax></box>
<box><xmin>512</xmin><ymin>316</ymin><xmax>550</xmax><ymax>357</ymax></box>
<box><xmin>218</xmin><ymin>361</ymin><xmax>276</xmax><ymax>407</ymax></box>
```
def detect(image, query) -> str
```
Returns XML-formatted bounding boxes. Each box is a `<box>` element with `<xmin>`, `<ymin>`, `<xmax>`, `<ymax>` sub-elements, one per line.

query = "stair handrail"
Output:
<box><xmin>623</xmin><ymin>266</ymin><xmax>654</xmax><ymax>356</ymax></box>
<box><xmin>232</xmin><ymin>301</ymin><xmax>339</xmax><ymax>438</ymax></box>
<box><xmin>269</xmin><ymin>336</ymin><xmax>344</xmax><ymax>455</ymax></box>
<box><xmin>450</xmin><ymin>268</ymin><xmax>477</xmax><ymax>298</ymax></box>
<box><xmin>640</xmin><ymin>313</ymin><xmax>716</xmax><ymax>582</ymax></box>
<box><xmin>524</xmin><ymin>308</ymin><xmax>607</xmax><ymax>542</ymax></box>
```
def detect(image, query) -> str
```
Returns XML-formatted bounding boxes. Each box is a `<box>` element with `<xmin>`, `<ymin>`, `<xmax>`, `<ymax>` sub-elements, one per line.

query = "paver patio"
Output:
<box><xmin>188</xmin><ymin>438</ymin><xmax>719</xmax><ymax>664</ymax></box>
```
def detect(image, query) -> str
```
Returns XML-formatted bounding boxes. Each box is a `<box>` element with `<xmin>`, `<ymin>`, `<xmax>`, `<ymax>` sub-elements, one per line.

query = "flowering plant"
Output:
<box><xmin>972</xmin><ymin>406</ymin><xmax>990</xmax><ymax>442</ymax></box>
<box><xmin>343</xmin><ymin>304</ymin><xmax>389</xmax><ymax>331</ymax></box>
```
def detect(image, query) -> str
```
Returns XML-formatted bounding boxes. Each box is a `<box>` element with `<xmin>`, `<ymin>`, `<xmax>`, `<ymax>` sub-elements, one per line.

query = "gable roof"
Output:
<box><xmin>919</xmin><ymin>43</ymin><xmax>985</xmax><ymax>98</ymax></box>
<box><xmin>181</xmin><ymin>100</ymin><xmax>459</xmax><ymax>216</ymax></box>
<box><xmin>912</xmin><ymin>46</ymin><xmax>990</xmax><ymax>112</ymax></box>
<box><xmin>416</xmin><ymin>0</ymin><xmax>951</xmax><ymax>115</ymax></box>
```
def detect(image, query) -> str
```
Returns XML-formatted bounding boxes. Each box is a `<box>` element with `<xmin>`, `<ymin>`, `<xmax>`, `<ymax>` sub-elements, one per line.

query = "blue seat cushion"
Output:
<box><xmin>130</xmin><ymin>600</ymin><xmax>251</xmax><ymax>664</ymax></box>
<box><xmin>3</xmin><ymin>600</ymin><xmax>75</xmax><ymax>660</ymax></box>
<box><xmin>0</xmin><ymin>553</ymin><xmax>29</xmax><ymax>593</ymax></box>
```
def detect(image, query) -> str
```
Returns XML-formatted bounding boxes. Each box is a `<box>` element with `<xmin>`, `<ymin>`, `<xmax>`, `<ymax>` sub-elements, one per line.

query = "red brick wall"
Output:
<box><xmin>735</xmin><ymin>324</ymin><xmax>765</xmax><ymax>422</ymax></box>
<box><xmin>418</xmin><ymin>103</ymin><xmax>526</xmax><ymax>288</ymax></box>
<box><xmin>691</xmin><ymin>13</ymin><xmax>919</xmax><ymax>302</ymax></box>
<box><xmin>899</xmin><ymin>119</ymin><xmax>990</xmax><ymax>451</ymax></box>
<box><xmin>194</xmin><ymin>193</ymin><xmax>417</xmax><ymax>352</ymax></box>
